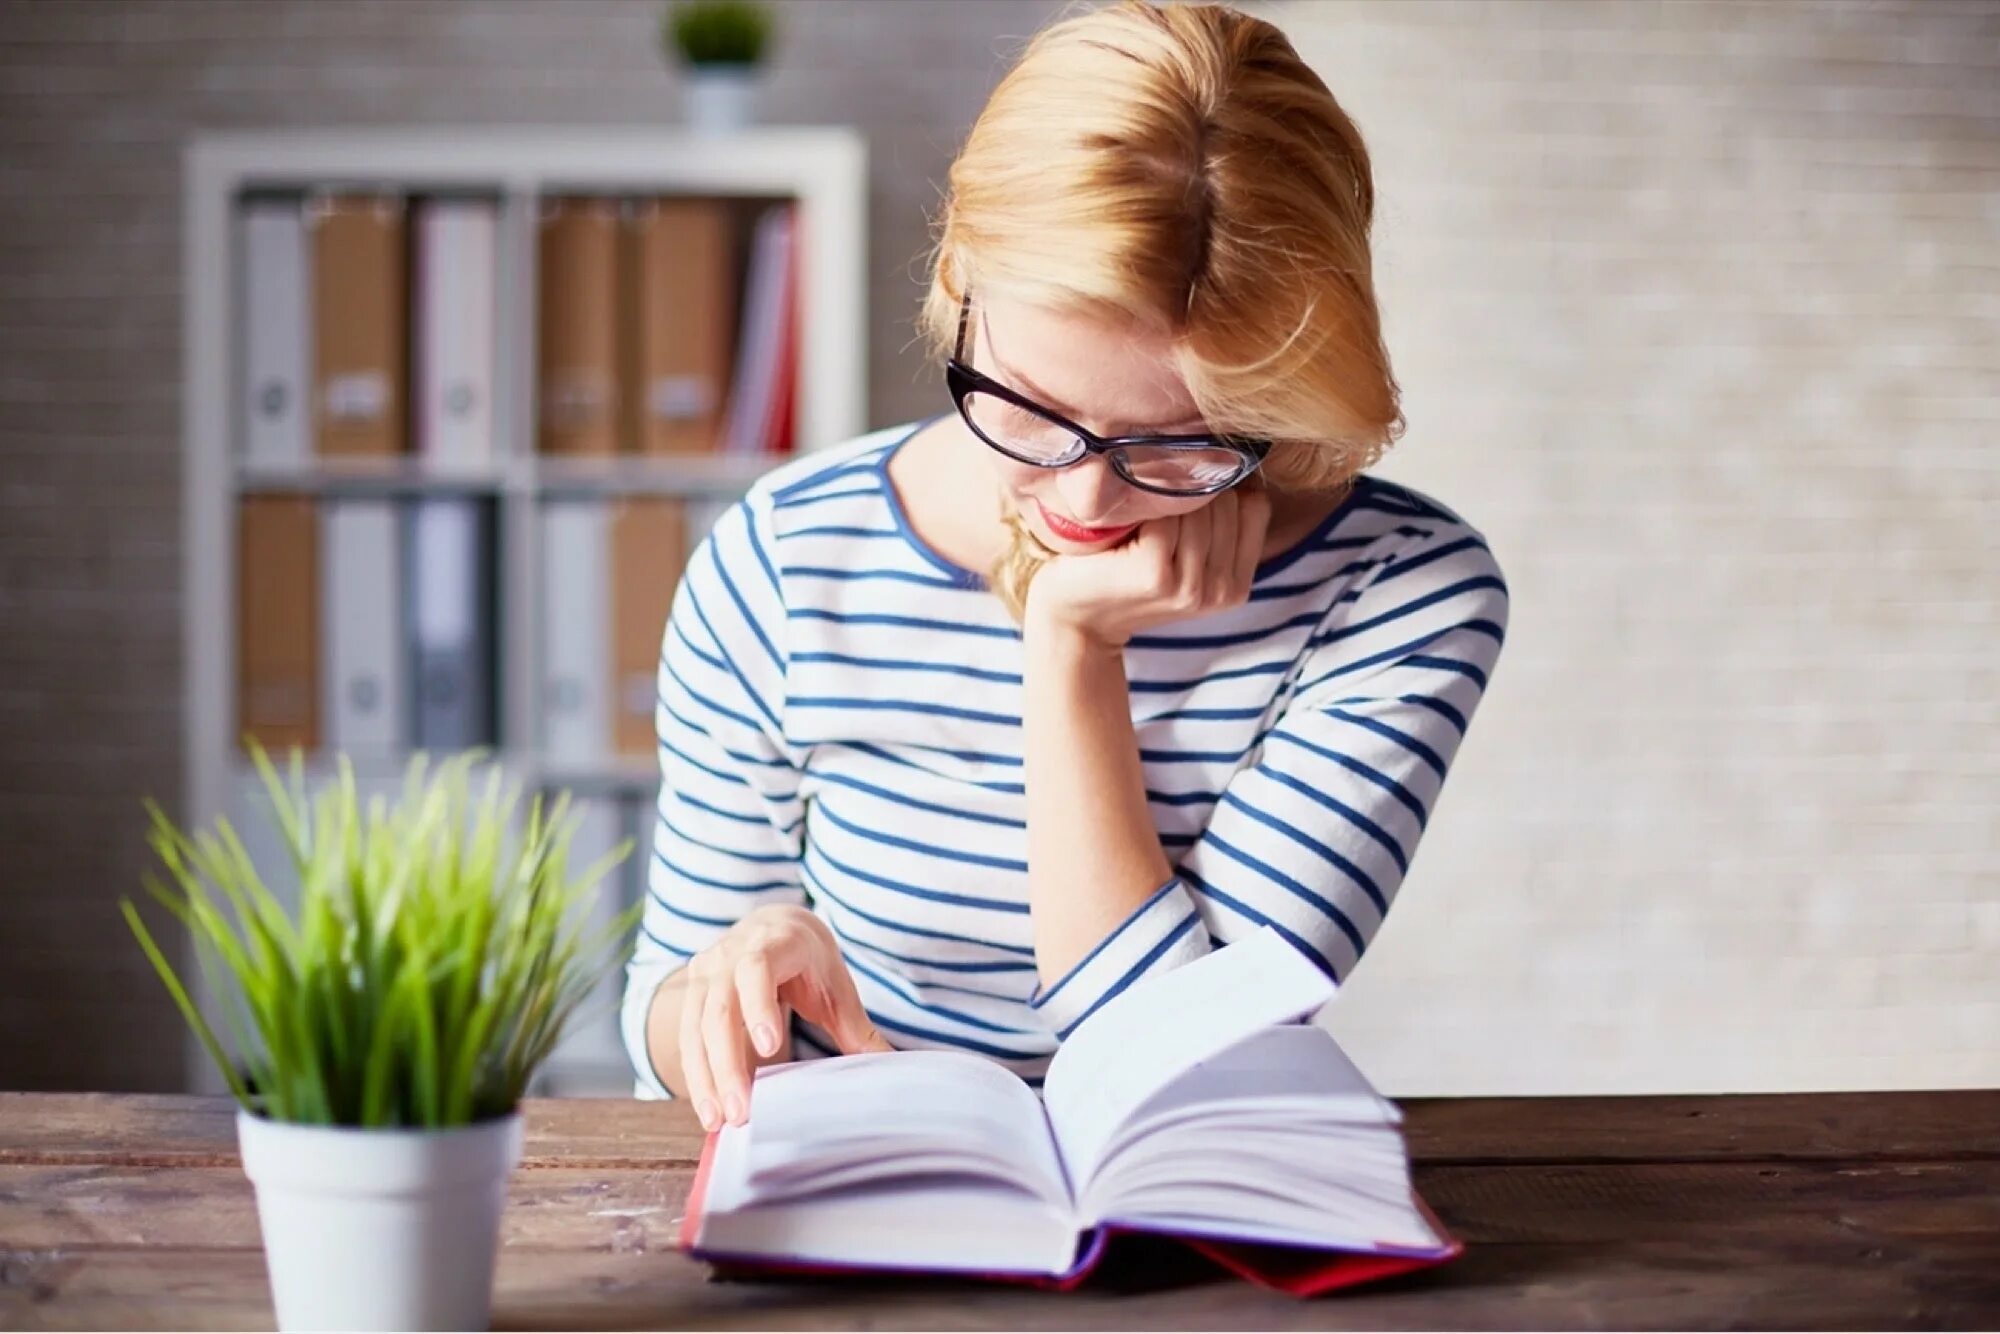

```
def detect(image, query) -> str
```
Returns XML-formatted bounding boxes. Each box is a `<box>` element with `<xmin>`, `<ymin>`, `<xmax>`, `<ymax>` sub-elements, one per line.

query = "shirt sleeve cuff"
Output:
<box><xmin>1026</xmin><ymin>876</ymin><xmax>1213</xmax><ymax>1038</ymax></box>
<box><xmin>620</xmin><ymin>959</ymin><xmax>684</xmax><ymax>1101</ymax></box>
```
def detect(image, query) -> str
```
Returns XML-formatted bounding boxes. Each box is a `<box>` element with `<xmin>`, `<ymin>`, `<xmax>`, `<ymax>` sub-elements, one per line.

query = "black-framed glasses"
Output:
<box><xmin>944</xmin><ymin>290</ymin><xmax>1271</xmax><ymax>497</ymax></box>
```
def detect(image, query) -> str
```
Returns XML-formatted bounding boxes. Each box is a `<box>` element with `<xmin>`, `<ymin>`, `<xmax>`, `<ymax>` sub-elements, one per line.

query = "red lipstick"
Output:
<box><xmin>1036</xmin><ymin>501</ymin><xmax>1136</xmax><ymax>545</ymax></box>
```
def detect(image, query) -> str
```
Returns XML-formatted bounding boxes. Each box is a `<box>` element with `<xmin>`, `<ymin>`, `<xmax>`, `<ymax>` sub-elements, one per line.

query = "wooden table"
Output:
<box><xmin>2</xmin><ymin>1090</ymin><xmax>1996</xmax><ymax>1329</ymax></box>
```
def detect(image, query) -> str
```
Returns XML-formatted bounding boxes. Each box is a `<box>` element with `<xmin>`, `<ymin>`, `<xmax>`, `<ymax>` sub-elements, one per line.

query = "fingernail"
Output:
<box><xmin>752</xmin><ymin>1023</ymin><xmax>776</xmax><ymax>1055</ymax></box>
<box><xmin>724</xmin><ymin>1093</ymin><xmax>745</xmax><ymax>1124</ymax></box>
<box><xmin>697</xmin><ymin>1099</ymin><xmax>717</xmax><ymax>1130</ymax></box>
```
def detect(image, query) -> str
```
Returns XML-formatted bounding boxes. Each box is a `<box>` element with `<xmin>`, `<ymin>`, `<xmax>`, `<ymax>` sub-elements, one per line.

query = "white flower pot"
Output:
<box><xmin>684</xmin><ymin>63</ymin><xmax>760</xmax><ymax>133</ymax></box>
<box><xmin>236</xmin><ymin>1108</ymin><xmax>525</xmax><ymax>1332</ymax></box>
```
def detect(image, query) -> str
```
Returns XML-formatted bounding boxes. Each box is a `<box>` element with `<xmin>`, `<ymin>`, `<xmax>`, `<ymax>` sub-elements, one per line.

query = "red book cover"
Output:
<box><xmin>677</xmin><ymin>1129</ymin><xmax>1462</xmax><ymax>1297</ymax></box>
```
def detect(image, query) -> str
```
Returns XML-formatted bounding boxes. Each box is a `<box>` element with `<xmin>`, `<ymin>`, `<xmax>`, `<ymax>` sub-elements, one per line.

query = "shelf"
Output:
<box><xmin>185</xmin><ymin>126</ymin><xmax>867</xmax><ymax>1097</ymax></box>
<box><xmin>530</xmin><ymin>1055</ymin><xmax>636</xmax><ymax>1097</ymax></box>
<box><xmin>234</xmin><ymin>451</ymin><xmax>787</xmax><ymax>499</ymax></box>
<box><xmin>532</xmin><ymin>755</ymin><xmax>661</xmax><ymax>795</ymax></box>
<box><xmin>534</xmin><ymin>451</ymin><xmax>788</xmax><ymax>498</ymax></box>
<box><xmin>237</xmin><ymin>454</ymin><xmax>522</xmax><ymax>497</ymax></box>
<box><xmin>222</xmin><ymin>751</ymin><xmax>664</xmax><ymax>794</ymax></box>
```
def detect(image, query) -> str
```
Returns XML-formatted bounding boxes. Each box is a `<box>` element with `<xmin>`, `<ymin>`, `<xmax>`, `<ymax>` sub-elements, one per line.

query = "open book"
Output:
<box><xmin>678</xmin><ymin>927</ymin><xmax>1461</xmax><ymax>1295</ymax></box>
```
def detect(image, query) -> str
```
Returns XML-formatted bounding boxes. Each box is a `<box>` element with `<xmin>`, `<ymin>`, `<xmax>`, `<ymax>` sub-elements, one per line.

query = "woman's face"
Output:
<box><xmin>965</xmin><ymin>291</ymin><xmax>1219</xmax><ymax>554</ymax></box>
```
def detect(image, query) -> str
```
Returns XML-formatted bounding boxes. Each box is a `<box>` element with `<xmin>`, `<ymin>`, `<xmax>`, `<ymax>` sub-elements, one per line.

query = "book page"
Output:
<box><xmin>697</xmin><ymin>1119</ymin><xmax>1083</xmax><ymax>1277</ymax></box>
<box><xmin>1041</xmin><ymin>925</ymin><xmax>1336</xmax><ymax>1185</ymax></box>
<box><xmin>1076</xmin><ymin>1026</ymin><xmax>1446</xmax><ymax>1253</ymax></box>
<box><xmin>1117</xmin><ymin>1025</ymin><xmax>1400</xmax><ymax>1137</ymax></box>
<box><xmin>728</xmin><ymin>1047</ymin><xmax>1069</xmax><ymax>1207</ymax></box>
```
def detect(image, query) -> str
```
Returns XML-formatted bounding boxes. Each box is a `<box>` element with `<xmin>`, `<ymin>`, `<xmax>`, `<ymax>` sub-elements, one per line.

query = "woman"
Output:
<box><xmin>621</xmin><ymin>0</ymin><xmax>1509</xmax><ymax>1132</ymax></box>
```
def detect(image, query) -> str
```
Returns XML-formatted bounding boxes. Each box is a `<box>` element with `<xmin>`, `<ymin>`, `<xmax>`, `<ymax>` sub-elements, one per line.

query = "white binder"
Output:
<box><xmin>406</xmin><ymin>498</ymin><xmax>494</xmax><ymax>751</ymax></box>
<box><xmin>620</xmin><ymin>789</ymin><xmax>652</xmax><ymax>933</ymax></box>
<box><xmin>413</xmin><ymin>199</ymin><xmax>497</xmax><ymax>465</ymax></box>
<box><xmin>320</xmin><ymin>500</ymin><xmax>406</xmax><ymax>756</ymax></box>
<box><xmin>546</xmin><ymin>795</ymin><xmax>631</xmax><ymax>1080</ymax></box>
<box><xmin>540</xmin><ymin>502</ymin><xmax>611</xmax><ymax>764</ymax></box>
<box><xmin>238</xmin><ymin>198</ymin><xmax>309</xmax><ymax>465</ymax></box>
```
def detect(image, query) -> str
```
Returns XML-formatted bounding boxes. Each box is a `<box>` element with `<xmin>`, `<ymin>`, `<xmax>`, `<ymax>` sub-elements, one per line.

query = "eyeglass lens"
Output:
<box><xmin>960</xmin><ymin>389</ymin><xmax>1251</xmax><ymax>492</ymax></box>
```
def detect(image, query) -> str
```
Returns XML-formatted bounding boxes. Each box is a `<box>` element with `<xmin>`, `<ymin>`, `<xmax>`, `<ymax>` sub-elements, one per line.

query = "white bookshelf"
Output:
<box><xmin>179</xmin><ymin>127</ymin><xmax>868</xmax><ymax>1097</ymax></box>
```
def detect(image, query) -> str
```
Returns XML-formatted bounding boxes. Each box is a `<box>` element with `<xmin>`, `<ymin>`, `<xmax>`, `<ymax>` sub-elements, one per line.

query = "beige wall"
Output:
<box><xmin>0</xmin><ymin>0</ymin><xmax>1992</xmax><ymax>1092</ymax></box>
<box><xmin>1275</xmin><ymin>0</ymin><xmax>2000</xmax><ymax>1092</ymax></box>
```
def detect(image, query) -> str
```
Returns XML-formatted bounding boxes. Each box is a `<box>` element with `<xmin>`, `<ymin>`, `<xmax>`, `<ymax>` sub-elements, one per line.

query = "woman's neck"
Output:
<box><xmin>887</xmin><ymin>415</ymin><xmax>1013</xmax><ymax>574</ymax></box>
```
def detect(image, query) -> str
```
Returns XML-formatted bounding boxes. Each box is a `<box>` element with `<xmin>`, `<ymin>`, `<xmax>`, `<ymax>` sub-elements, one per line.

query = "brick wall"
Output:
<box><xmin>1280</xmin><ymin>0</ymin><xmax>2000</xmax><ymax>1092</ymax></box>
<box><xmin>0</xmin><ymin>0</ymin><xmax>1991</xmax><ymax>1093</ymax></box>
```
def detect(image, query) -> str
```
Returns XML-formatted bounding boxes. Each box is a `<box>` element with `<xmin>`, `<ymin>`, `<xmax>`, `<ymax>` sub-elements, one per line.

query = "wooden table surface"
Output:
<box><xmin>2</xmin><ymin>1089</ymin><xmax>1997</xmax><ymax>1329</ymax></box>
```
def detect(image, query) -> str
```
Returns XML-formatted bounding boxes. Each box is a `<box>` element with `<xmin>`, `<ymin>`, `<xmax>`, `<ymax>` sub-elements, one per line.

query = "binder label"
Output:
<box><xmin>324</xmin><ymin>371</ymin><xmax>390</xmax><ymax>423</ymax></box>
<box><xmin>648</xmin><ymin>374</ymin><xmax>715</xmax><ymax>421</ymax></box>
<box><xmin>543</xmin><ymin>372</ymin><xmax>611</xmax><ymax>430</ymax></box>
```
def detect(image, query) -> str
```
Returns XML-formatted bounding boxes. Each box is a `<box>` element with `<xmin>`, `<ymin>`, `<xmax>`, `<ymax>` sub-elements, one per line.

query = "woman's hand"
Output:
<box><xmin>1022</xmin><ymin>483</ymin><xmax>1273</xmax><ymax>651</ymax></box>
<box><xmin>679</xmin><ymin>903</ymin><xmax>891</xmax><ymax>1130</ymax></box>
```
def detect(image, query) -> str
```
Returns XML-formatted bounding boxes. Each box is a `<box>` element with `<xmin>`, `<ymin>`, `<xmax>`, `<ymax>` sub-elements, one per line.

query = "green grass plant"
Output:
<box><xmin>123</xmin><ymin>743</ymin><xmax>641</xmax><ymax>1128</ymax></box>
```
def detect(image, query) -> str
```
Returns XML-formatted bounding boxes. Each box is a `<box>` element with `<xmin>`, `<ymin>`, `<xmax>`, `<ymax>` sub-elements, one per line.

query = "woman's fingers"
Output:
<box><xmin>1132</xmin><ymin>511</ymin><xmax>1179</xmax><ymax>591</ymax></box>
<box><xmin>1233</xmin><ymin>486</ymin><xmax>1271</xmax><ymax>594</ymax></box>
<box><xmin>678</xmin><ymin>972</ymin><xmax>722</xmax><ymax>1132</ymax></box>
<box><xmin>1172</xmin><ymin>500</ymin><xmax>1211</xmax><ymax>604</ymax></box>
<box><xmin>733</xmin><ymin>950</ymin><xmax>785</xmax><ymax>1059</ymax></box>
<box><xmin>822</xmin><ymin>955</ymin><xmax>892</xmax><ymax>1054</ymax></box>
<box><xmin>702</xmin><ymin>978</ymin><xmax>756</xmax><ymax>1125</ymax></box>
<box><xmin>1204</xmin><ymin>488</ymin><xmax>1240</xmax><ymax>603</ymax></box>
<box><xmin>785</xmin><ymin>973</ymin><xmax>889</xmax><ymax>1055</ymax></box>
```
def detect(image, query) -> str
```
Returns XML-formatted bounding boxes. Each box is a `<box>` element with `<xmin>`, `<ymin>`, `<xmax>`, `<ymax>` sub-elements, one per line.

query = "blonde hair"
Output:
<box><xmin>914</xmin><ymin>0</ymin><xmax>1403</xmax><ymax>622</ymax></box>
<box><xmin>990</xmin><ymin>505</ymin><xmax>1059</xmax><ymax>625</ymax></box>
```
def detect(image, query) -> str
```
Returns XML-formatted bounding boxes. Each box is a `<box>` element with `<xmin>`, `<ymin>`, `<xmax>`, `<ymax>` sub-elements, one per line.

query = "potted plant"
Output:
<box><xmin>122</xmin><ymin>745</ymin><xmax>640</xmax><ymax>1332</ymax></box>
<box><xmin>662</xmin><ymin>0</ymin><xmax>776</xmax><ymax>133</ymax></box>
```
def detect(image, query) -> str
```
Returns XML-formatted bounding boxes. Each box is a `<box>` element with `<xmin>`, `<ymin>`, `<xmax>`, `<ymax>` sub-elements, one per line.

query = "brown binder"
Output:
<box><xmin>537</xmin><ymin>198</ymin><xmax>621</xmax><ymax>455</ymax></box>
<box><xmin>611</xmin><ymin>499</ymin><xmax>690</xmax><ymax>756</ymax></box>
<box><xmin>310</xmin><ymin>194</ymin><xmax>408</xmax><ymax>456</ymax></box>
<box><xmin>237</xmin><ymin>495</ymin><xmax>320</xmax><ymax>752</ymax></box>
<box><xmin>620</xmin><ymin>198</ymin><xmax>736</xmax><ymax>454</ymax></box>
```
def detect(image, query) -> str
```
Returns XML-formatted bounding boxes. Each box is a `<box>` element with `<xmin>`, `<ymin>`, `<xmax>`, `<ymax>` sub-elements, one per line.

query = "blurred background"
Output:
<box><xmin>0</xmin><ymin>0</ymin><xmax>1994</xmax><ymax>1097</ymax></box>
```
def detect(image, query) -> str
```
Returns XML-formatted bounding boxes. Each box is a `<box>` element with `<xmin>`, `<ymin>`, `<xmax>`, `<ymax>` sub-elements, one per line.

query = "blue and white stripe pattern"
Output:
<box><xmin>620</xmin><ymin>414</ymin><xmax>1509</xmax><ymax>1097</ymax></box>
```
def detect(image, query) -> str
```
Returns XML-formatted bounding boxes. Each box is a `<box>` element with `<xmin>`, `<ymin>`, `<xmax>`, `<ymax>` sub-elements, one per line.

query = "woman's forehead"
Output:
<box><xmin>977</xmin><ymin>298</ymin><xmax>1204</xmax><ymax>431</ymax></box>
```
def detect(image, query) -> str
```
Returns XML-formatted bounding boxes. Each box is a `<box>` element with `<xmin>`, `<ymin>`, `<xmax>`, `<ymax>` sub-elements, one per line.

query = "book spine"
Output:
<box><xmin>720</xmin><ymin>204</ymin><xmax>791</xmax><ymax>457</ymax></box>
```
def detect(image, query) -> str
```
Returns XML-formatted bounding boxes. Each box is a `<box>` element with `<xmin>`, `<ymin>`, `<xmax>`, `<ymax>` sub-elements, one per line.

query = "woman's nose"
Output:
<box><xmin>1054</xmin><ymin>454</ymin><xmax>1128</xmax><ymax>523</ymax></box>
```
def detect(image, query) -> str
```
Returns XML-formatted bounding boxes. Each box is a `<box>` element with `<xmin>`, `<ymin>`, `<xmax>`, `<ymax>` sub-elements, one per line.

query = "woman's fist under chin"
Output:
<box><xmin>1022</xmin><ymin>484</ymin><xmax>1273</xmax><ymax>651</ymax></box>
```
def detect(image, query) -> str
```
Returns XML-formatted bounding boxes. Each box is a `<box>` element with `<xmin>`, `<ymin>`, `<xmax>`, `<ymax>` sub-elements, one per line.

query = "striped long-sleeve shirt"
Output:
<box><xmin>620</xmin><ymin>413</ymin><xmax>1509</xmax><ymax>1098</ymax></box>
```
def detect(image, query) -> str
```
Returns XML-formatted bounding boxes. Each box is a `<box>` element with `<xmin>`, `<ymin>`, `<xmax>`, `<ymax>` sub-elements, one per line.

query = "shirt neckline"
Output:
<box><xmin>874</xmin><ymin>411</ymin><xmax>1367</xmax><ymax>589</ymax></box>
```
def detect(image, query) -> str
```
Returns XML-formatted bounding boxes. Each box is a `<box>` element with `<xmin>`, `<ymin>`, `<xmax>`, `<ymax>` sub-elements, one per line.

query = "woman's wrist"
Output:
<box><xmin>1023</xmin><ymin>599</ymin><xmax>1129</xmax><ymax>663</ymax></box>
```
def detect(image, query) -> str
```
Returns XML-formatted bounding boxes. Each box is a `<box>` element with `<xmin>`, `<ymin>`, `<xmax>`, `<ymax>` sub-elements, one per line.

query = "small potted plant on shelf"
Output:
<box><xmin>122</xmin><ymin>745</ymin><xmax>640</xmax><ymax>1332</ymax></box>
<box><xmin>662</xmin><ymin>0</ymin><xmax>776</xmax><ymax>133</ymax></box>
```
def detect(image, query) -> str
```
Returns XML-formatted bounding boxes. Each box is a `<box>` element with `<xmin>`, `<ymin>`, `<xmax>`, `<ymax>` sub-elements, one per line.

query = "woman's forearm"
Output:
<box><xmin>1020</xmin><ymin>607</ymin><xmax>1175</xmax><ymax>988</ymax></box>
<box><xmin>643</xmin><ymin>968</ymin><xmax>697</xmax><ymax>1100</ymax></box>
